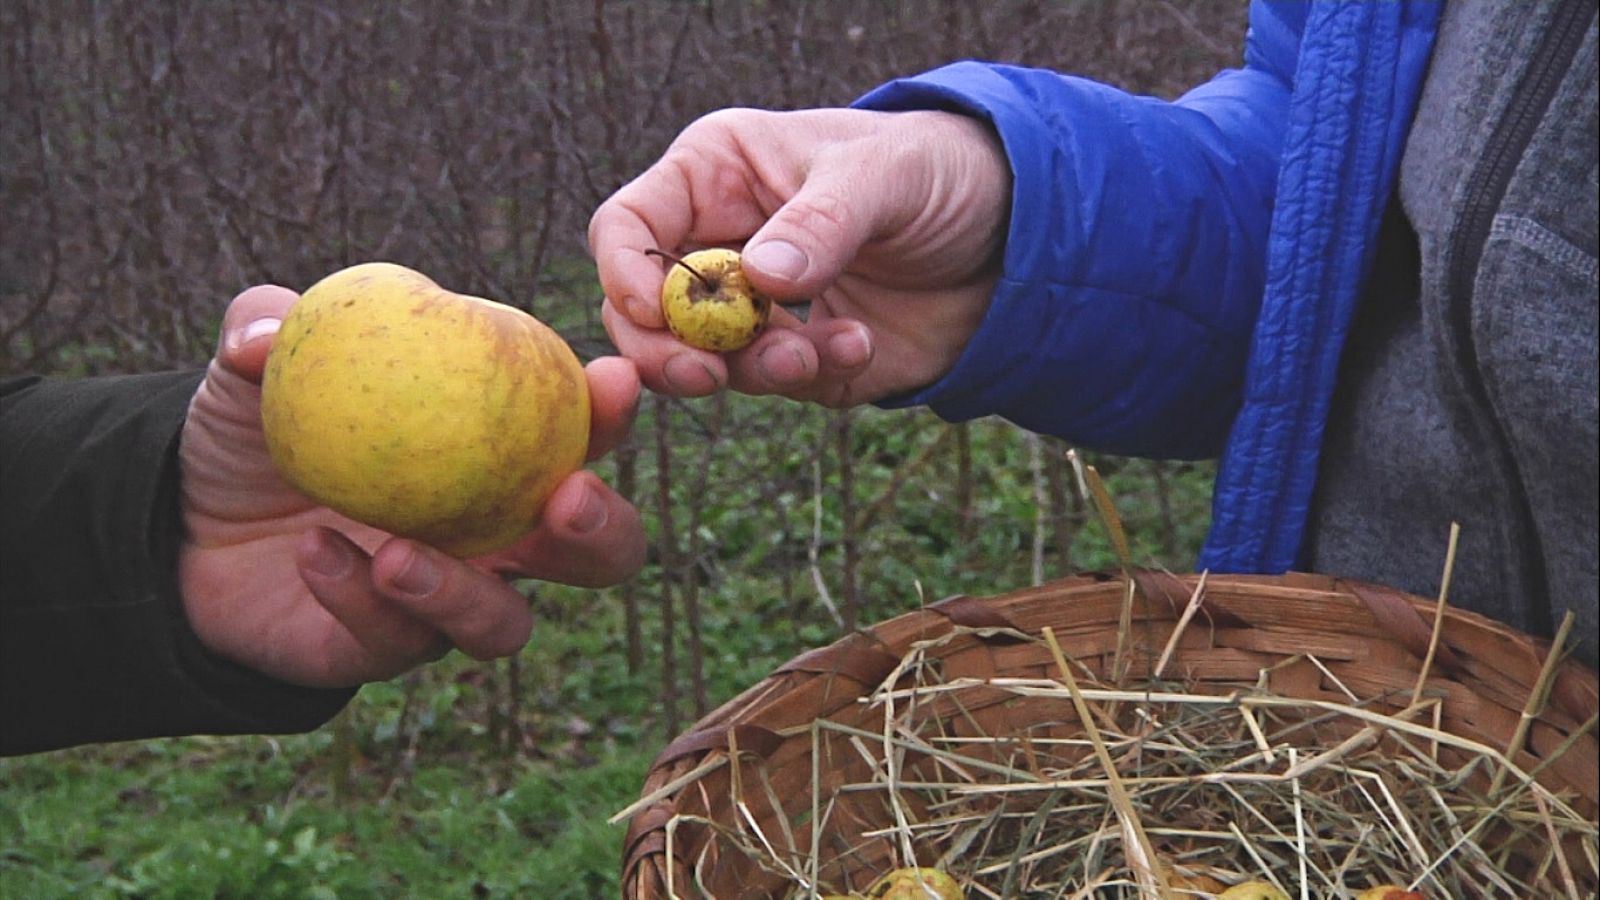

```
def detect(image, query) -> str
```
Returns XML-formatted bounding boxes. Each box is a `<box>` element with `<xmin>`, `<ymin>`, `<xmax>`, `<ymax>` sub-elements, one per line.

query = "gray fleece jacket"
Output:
<box><xmin>1306</xmin><ymin>0</ymin><xmax>1598</xmax><ymax>668</ymax></box>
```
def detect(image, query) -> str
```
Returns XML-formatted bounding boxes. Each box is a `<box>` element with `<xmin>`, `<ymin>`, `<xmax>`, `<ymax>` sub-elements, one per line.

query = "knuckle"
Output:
<box><xmin>784</xmin><ymin>190</ymin><xmax>854</xmax><ymax>250</ymax></box>
<box><xmin>684</xmin><ymin>106</ymin><xmax>759</xmax><ymax>139</ymax></box>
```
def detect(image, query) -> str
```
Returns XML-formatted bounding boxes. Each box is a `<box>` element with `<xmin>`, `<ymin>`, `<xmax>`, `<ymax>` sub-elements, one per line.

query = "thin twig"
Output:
<box><xmin>1154</xmin><ymin>571</ymin><xmax>1210</xmax><ymax>681</ymax></box>
<box><xmin>1490</xmin><ymin>610</ymin><xmax>1576</xmax><ymax>796</ymax></box>
<box><xmin>1411</xmin><ymin>521</ymin><xmax>1461</xmax><ymax>706</ymax></box>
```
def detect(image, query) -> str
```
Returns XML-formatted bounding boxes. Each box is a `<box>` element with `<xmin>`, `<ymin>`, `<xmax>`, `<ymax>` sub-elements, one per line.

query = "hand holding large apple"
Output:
<box><xmin>178</xmin><ymin>280</ymin><xmax>646</xmax><ymax>688</ymax></box>
<box><xmin>261</xmin><ymin>262</ymin><xmax>591</xmax><ymax>558</ymax></box>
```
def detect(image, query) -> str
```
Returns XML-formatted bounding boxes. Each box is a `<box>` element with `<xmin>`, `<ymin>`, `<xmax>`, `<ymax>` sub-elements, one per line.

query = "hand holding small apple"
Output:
<box><xmin>589</xmin><ymin>107</ymin><xmax>1012</xmax><ymax>407</ymax></box>
<box><xmin>177</xmin><ymin>282</ymin><xmax>647</xmax><ymax>688</ymax></box>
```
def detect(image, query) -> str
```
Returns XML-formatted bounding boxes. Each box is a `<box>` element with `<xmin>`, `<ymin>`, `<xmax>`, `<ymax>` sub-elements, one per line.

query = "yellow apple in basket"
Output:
<box><xmin>1355</xmin><ymin>887</ymin><xmax>1423</xmax><ymax>900</ymax></box>
<box><xmin>1217</xmin><ymin>882</ymin><xmax>1289</xmax><ymax>900</ymax></box>
<box><xmin>261</xmin><ymin>262</ymin><xmax>589</xmax><ymax>557</ymax></box>
<box><xmin>1168</xmin><ymin>871</ymin><xmax>1228</xmax><ymax>894</ymax></box>
<box><xmin>865</xmin><ymin>867</ymin><xmax>963</xmax><ymax>899</ymax></box>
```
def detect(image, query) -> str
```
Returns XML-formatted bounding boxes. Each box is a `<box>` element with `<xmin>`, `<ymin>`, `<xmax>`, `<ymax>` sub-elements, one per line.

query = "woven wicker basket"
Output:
<box><xmin>621</xmin><ymin>572</ymin><xmax>1598</xmax><ymax>898</ymax></box>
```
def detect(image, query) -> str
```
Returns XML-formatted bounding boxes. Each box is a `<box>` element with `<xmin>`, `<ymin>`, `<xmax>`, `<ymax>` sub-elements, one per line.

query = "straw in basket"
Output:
<box><xmin>619</xmin><ymin>571</ymin><xmax>1598</xmax><ymax>898</ymax></box>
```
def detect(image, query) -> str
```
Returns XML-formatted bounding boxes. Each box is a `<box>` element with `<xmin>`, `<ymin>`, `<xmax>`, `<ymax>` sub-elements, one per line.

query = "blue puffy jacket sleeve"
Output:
<box><xmin>854</xmin><ymin>3</ymin><xmax>1299</xmax><ymax>459</ymax></box>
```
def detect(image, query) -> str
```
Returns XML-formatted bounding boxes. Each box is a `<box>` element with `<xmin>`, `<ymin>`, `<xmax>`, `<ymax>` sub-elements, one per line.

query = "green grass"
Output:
<box><xmin>1</xmin><ymin>705</ymin><xmax>653</xmax><ymax>899</ymax></box>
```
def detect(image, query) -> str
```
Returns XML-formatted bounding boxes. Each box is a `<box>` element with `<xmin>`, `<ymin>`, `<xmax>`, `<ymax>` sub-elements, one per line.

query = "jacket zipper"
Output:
<box><xmin>1445</xmin><ymin>0</ymin><xmax>1593</xmax><ymax>634</ymax></box>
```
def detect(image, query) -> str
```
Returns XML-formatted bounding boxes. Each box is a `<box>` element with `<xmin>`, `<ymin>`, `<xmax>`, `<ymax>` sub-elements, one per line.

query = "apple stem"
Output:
<box><xmin>644</xmin><ymin>248</ymin><xmax>715</xmax><ymax>291</ymax></box>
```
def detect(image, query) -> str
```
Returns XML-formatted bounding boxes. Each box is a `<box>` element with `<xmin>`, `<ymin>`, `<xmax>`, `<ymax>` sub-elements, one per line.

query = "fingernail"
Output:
<box><xmin>226</xmin><ymin>317</ymin><xmax>281</xmax><ymax>352</ymax></box>
<box><xmin>663</xmin><ymin>354</ymin><xmax>719</xmax><ymax>394</ymax></box>
<box><xmin>304</xmin><ymin>535</ymin><xmax>352</xmax><ymax>579</ymax></box>
<box><xmin>567</xmin><ymin>483</ymin><xmax>608</xmax><ymax>535</ymax></box>
<box><xmin>757</xmin><ymin>342</ymin><xmax>809</xmax><ymax>385</ymax></box>
<box><xmin>826</xmin><ymin>327</ymin><xmax>872</xmax><ymax>368</ymax></box>
<box><xmin>390</xmin><ymin>547</ymin><xmax>441</xmax><ymax>597</ymax></box>
<box><xmin>743</xmin><ymin>240</ymin><xmax>808</xmax><ymax>282</ymax></box>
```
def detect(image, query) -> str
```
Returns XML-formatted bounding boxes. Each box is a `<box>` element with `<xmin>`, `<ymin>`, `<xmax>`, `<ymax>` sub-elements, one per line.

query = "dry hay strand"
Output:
<box><xmin>620</xmin><ymin>572</ymin><xmax>1598</xmax><ymax>899</ymax></box>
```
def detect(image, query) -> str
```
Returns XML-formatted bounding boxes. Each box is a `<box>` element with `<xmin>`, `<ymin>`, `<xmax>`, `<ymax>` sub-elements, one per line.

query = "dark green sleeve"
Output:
<box><xmin>1</xmin><ymin>372</ymin><xmax>354</xmax><ymax>756</ymax></box>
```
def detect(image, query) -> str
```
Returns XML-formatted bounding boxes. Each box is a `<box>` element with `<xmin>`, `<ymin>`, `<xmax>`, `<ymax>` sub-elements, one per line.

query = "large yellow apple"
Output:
<box><xmin>261</xmin><ymin>262</ymin><xmax>590</xmax><ymax>558</ymax></box>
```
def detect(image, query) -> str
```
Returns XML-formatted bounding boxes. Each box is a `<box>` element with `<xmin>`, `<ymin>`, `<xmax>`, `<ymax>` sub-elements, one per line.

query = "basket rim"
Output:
<box><xmin>621</xmin><ymin>570</ymin><xmax>1599</xmax><ymax>896</ymax></box>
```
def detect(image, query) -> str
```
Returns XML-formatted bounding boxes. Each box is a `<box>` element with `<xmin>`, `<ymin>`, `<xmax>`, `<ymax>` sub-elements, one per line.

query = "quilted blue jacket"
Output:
<box><xmin>854</xmin><ymin>1</ymin><xmax>1442</xmax><ymax>575</ymax></box>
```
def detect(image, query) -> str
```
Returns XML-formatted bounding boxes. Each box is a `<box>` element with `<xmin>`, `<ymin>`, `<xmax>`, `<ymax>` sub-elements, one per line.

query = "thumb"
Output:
<box><xmin>216</xmin><ymin>285</ymin><xmax>298</xmax><ymax>383</ymax></box>
<box><xmin>740</xmin><ymin>155</ymin><xmax>893</xmax><ymax>300</ymax></box>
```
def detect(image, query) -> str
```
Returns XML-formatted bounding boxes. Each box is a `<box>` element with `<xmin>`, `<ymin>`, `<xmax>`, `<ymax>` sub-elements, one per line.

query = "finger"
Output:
<box><xmin>728</xmin><ymin>327</ymin><xmax>820</xmax><ymax>394</ymax></box>
<box><xmin>217</xmin><ymin>285</ymin><xmax>300</xmax><ymax>383</ymax></box>
<box><xmin>725</xmin><ymin>316</ymin><xmax>875</xmax><ymax>402</ymax></box>
<box><xmin>601</xmin><ymin>298</ymin><xmax>727</xmax><ymax>397</ymax></box>
<box><xmin>812</xmin><ymin>319</ymin><xmax>875</xmax><ymax>381</ymax></box>
<box><xmin>370</xmin><ymin>537</ymin><xmax>535</xmax><ymax>661</ymax></box>
<box><xmin>588</xmin><ymin>162</ymin><xmax>694</xmax><ymax>330</ymax></box>
<box><xmin>484</xmin><ymin>471</ymin><xmax>647</xmax><ymax>588</ymax></box>
<box><xmin>590</xmin><ymin>109</ymin><xmax>783</xmax><ymax>329</ymax></box>
<box><xmin>739</xmin><ymin>145</ymin><xmax>897</xmax><ymax>301</ymax></box>
<box><xmin>714</xmin><ymin>301</ymin><xmax>812</xmax><ymax>391</ymax></box>
<box><xmin>582</xmin><ymin>355</ymin><xmax>641</xmax><ymax>461</ymax></box>
<box><xmin>296</xmin><ymin>526</ymin><xmax>451</xmax><ymax>674</ymax></box>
